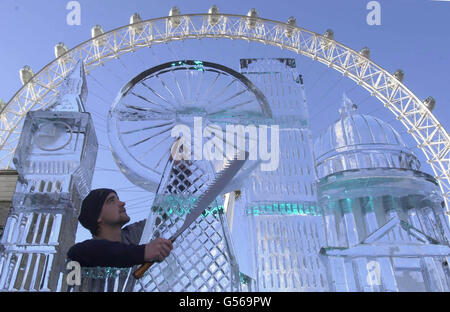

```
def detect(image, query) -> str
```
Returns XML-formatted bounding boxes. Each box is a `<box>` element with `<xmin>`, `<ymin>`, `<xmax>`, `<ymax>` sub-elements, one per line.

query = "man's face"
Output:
<box><xmin>97</xmin><ymin>192</ymin><xmax>130</xmax><ymax>227</ymax></box>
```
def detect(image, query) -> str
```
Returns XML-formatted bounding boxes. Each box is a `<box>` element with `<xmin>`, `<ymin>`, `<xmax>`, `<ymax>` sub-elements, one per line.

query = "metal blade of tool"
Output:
<box><xmin>133</xmin><ymin>151</ymin><xmax>248</xmax><ymax>279</ymax></box>
<box><xmin>170</xmin><ymin>150</ymin><xmax>249</xmax><ymax>241</ymax></box>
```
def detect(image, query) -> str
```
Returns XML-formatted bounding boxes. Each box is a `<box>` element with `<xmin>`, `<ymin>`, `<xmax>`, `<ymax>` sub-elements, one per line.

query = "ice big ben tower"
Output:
<box><xmin>0</xmin><ymin>62</ymin><xmax>98</xmax><ymax>291</ymax></box>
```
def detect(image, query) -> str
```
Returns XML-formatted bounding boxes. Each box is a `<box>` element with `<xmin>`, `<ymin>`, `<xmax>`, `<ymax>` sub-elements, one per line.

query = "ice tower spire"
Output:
<box><xmin>338</xmin><ymin>92</ymin><xmax>358</xmax><ymax>117</ymax></box>
<box><xmin>47</xmin><ymin>60</ymin><xmax>87</xmax><ymax>112</ymax></box>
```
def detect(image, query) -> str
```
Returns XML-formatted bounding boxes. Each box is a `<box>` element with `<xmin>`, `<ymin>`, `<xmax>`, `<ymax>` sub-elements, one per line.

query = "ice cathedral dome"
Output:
<box><xmin>314</xmin><ymin>94</ymin><xmax>420</xmax><ymax>179</ymax></box>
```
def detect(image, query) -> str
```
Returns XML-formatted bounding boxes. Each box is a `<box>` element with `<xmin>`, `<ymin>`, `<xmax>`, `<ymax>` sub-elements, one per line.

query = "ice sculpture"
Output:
<box><xmin>227</xmin><ymin>58</ymin><xmax>328</xmax><ymax>291</ymax></box>
<box><xmin>0</xmin><ymin>61</ymin><xmax>98</xmax><ymax>291</ymax></box>
<box><xmin>315</xmin><ymin>95</ymin><xmax>450</xmax><ymax>291</ymax></box>
<box><xmin>133</xmin><ymin>156</ymin><xmax>241</xmax><ymax>292</ymax></box>
<box><xmin>107</xmin><ymin>59</ymin><xmax>272</xmax><ymax>193</ymax></box>
<box><xmin>46</xmin><ymin>61</ymin><xmax>88</xmax><ymax>112</ymax></box>
<box><xmin>103</xmin><ymin>60</ymin><xmax>276</xmax><ymax>292</ymax></box>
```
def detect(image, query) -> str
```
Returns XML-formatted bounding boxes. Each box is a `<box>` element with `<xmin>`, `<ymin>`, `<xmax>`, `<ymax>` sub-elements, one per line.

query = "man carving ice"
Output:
<box><xmin>67</xmin><ymin>188</ymin><xmax>173</xmax><ymax>268</ymax></box>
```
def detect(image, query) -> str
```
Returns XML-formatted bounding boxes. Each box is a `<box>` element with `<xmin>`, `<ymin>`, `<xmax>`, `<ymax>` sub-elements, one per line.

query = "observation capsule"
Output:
<box><xmin>246</xmin><ymin>8</ymin><xmax>258</xmax><ymax>29</ymax></box>
<box><xmin>91</xmin><ymin>25</ymin><xmax>106</xmax><ymax>46</ymax></box>
<box><xmin>54</xmin><ymin>42</ymin><xmax>68</xmax><ymax>59</ymax></box>
<box><xmin>91</xmin><ymin>24</ymin><xmax>104</xmax><ymax>38</ymax></box>
<box><xmin>423</xmin><ymin>96</ymin><xmax>435</xmax><ymax>112</ymax></box>
<box><xmin>0</xmin><ymin>98</ymin><xmax>5</xmax><ymax>111</ymax></box>
<box><xmin>20</xmin><ymin>65</ymin><xmax>34</xmax><ymax>85</ymax></box>
<box><xmin>321</xmin><ymin>29</ymin><xmax>334</xmax><ymax>50</ymax></box>
<box><xmin>393</xmin><ymin>69</ymin><xmax>404</xmax><ymax>82</ymax></box>
<box><xmin>359</xmin><ymin>47</ymin><xmax>370</xmax><ymax>59</ymax></box>
<box><xmin>169</xmin><ymin>6</ymin><xmax>181</xmax><ymax>28</ymax></box>
<box><xmin>208</xmin><ymin>5</ymin><xmax>220</xmax><ymax>26</ymax></box>
<box><xmin>130</xmin><ymin>13</ymin><xmax>144</xmax><ymax>34</ymax></box>
<box><xmin>324</xmin><ymin>29</ymin><xmax>334</xmax><ymax>40</ymax></box>
<box><xmin>285</xmin><ymin>16</ymin><xmax>296</xmax><ymax>37</ymax></box>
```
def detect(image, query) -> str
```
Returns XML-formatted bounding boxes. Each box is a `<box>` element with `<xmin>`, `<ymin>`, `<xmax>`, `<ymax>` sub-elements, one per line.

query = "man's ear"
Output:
<box><xmin>97</xmin><ymin>208</ymin><xmax>103</xmax><ymax>223</ymax></box>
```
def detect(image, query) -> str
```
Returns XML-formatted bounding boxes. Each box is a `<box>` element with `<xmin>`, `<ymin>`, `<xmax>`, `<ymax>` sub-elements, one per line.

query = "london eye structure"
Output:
<box><xmin>0</xmin><ymin>7</ymin><xmax>448</xmax><ymax>210</ymax></box>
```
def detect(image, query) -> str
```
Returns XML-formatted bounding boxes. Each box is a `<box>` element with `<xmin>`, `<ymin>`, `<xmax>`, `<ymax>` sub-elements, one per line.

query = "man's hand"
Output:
<box><xmin>144</xmin><ymin>238</ymin><xmax>173</xmax><ymax>262</ymax></box>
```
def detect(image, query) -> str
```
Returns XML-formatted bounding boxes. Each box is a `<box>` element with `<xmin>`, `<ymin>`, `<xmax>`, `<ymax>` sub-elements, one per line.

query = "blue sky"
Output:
<box><xmin>0</xmin><ymin>0</ymin><xmax>449</xmax><ymax>241</ymax></box>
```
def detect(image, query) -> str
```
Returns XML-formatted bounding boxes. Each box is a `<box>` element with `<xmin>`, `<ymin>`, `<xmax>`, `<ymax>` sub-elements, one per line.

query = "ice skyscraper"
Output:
<box><xmin>228</xmin><ymin>58</ymin><xmax>328</xmax><ymax>291</ymax></box>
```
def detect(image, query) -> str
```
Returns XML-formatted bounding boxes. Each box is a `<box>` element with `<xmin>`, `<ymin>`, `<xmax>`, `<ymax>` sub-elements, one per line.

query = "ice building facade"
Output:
<box><xmin>0</xmin><ymin>61</ymin><xmax>98</xmax><ymax>291</ymax></box>
<box><xmin>227</xmin><ymin>58</ymin><xmax>329</xmax><ymax>291</ymax></box>
<box><xmin>315</xmin><ymin>96</ymin><xmax>450</xmax><ymax>291</ymax></box>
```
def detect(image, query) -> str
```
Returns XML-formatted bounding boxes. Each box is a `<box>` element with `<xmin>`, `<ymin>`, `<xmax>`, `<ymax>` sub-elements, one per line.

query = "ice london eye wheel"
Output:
<box><xmin>108</xmin><ymin>59</ymin><xmax>271</xmax><ymax>192</ymax></box>
<box><xmin>1</xmin><ymin>7</ymin><xmax>449</xmax><ymax>208</ymax></box>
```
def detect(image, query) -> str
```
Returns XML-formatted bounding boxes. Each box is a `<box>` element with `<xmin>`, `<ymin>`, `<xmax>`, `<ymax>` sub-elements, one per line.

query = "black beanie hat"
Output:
<box><xmin>78</xmin><ymin>188</ymin><xmax>116</xmax><ymax>236</ymax></box>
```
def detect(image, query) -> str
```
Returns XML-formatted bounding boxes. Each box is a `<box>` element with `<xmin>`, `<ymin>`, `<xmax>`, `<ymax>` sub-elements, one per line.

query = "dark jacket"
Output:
<box><xmin>67</xmin><ymin>220</ymin><xmax>146</xmax><ymax>268</ymax></box>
